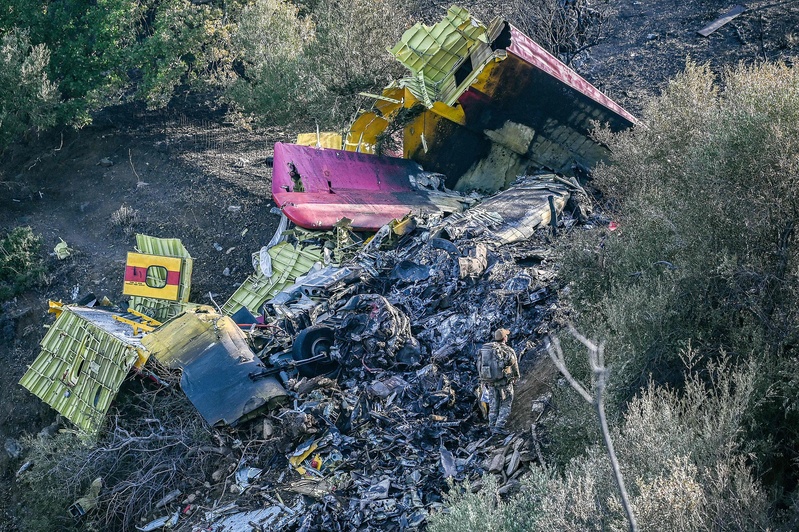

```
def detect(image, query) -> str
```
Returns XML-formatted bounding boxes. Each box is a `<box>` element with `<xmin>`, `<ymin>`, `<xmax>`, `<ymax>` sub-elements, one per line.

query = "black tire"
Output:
<box><xmin>292</xmin><ymin>325</ymin><xmax>338</xmax><ymax>377</ymax></box>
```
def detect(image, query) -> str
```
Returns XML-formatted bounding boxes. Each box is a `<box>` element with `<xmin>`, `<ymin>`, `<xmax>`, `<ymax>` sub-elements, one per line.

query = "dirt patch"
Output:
<box><xmin>507</xmin><ymin>349</ymin><xmax>558</xmax><ymax>431</ymax></box>
<box><xmin>584</xmin><ymin>0</ymin><xmax>799</xmax><ymax>113</ymax></box>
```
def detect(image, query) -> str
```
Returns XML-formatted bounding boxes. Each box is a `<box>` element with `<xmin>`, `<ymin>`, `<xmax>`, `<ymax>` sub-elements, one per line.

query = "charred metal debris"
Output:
<box><xmin>17</xmin><ymin>5</ymin><xmax>635</xmax><ymax>530</ymax></box>
<box><xmin>21</xmin><ymin>174</ymin><xmax>594</xmax><ymax>531</ymax></box>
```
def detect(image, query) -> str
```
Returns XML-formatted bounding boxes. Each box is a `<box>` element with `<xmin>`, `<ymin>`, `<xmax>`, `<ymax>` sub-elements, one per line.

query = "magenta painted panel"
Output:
<box><xmin>272</xmin><ymin>143</ymin><xmax>442</xmax><ymax>230</ymax></box>
<box><xmin>506</xmin><ymin>25</ymin><xmax>638</xmax><ymax>125</ymax></box>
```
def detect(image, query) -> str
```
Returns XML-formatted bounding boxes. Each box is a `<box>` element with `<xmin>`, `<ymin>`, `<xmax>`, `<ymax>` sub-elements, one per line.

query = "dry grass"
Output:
<box><xmin>110</xmin><ymin>204</ymin><xmax>139</xmax><ymax>236</ymax></box>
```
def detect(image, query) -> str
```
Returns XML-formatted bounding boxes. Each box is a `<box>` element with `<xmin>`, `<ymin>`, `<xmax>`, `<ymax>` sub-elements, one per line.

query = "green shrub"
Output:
<box><xmin>0</xmin><ymin>28</ymin><xmax>59</xmax><ymax>149</ymax></box>
<box><xmin>0</xmin><ymin>226</ymin><xmax>46</xmax><ymax>300</ymax></box>
<box><xmin>227</xmin><ymin>0</ymin><xmax>322</xmax><ymax>125</ymax></box>
<box><xmin>131</xmin><ymin>0</ymin><xmax>236</xmax><ymax>110</ymax></box>
<box><xmin>0</xmin><ymin>0</ymin><xmax>238</xmax><ymax>145</ymax></box>
<box><xmin>553</xmin><ymin>59</ymin><xmax>799</xmax><ymax>513</ymax></box>
<box><xmin>227</xmin><ymin>0</ymin><xmax>408</xmax><ymax>129</ymax></box>
<box><xmin>308</xmin><ymin>0</ymin><xmax>406</xmax><ymax>99</ymax></box>
<box><xmin>430</xmin><ymin>474</ymin><xmax>544</xmax><ymax>532</ymax></box>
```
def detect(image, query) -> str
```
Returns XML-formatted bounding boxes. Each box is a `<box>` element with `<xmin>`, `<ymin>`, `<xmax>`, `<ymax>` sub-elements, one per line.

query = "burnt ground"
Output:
<box><xmin>0</xmin><ymin>0</ymin><xmax>797</xmax><ymax>529</ymax></box>
<box><xmin>585</xmin><ymin>0</ymin><xmax>799</xmax><ymax>113</ymax></box>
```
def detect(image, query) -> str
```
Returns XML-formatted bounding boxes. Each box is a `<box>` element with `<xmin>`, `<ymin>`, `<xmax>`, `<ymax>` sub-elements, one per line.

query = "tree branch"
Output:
<box><xmin>547</xmin><ymin>328</ymin><xmax>638</xmax><ymax>532</ymax></box>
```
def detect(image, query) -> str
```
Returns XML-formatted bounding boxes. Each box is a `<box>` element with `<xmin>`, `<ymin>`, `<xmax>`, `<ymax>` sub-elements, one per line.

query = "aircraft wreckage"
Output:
<box><xmin>19</xmin><ymin>5</ymin><xmax>635</xmax><ymax>529</ymax></box>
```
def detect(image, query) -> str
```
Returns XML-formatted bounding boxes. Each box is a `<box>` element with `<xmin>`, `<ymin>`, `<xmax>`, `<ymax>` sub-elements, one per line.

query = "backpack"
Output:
<box><xmin>478</xmin><ymin>343</ymin><xmax>503</xmax><ymax>382</ymax></box>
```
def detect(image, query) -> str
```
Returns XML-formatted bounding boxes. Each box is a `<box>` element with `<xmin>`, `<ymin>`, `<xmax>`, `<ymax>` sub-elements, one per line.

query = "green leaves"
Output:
<box><xmin>0</xmin><ymin>226</ymin><xmax>46</xmax><ymax>301</ymax></box>
<box><xmin>0</xmin><ymin>0</ymin><xmax>238</xmax><ymax>150</ymax></box>
<box><xmin>0</xmin><ymin>0</ymin><xmax>413</xmax><ymax>146</ymax></box>
<box><xmin>0</xmin><ymin>28</ymin><xmax>58</xmax><ymax>148</ymax></box>
<box><xmin>556</xmin><ymin>60</ymin><xmax>799</xmax><ymax>518</ymax></box>
<box><xmin>226</xmin><ymin>0</ymin><xmax>408</xmax><ymax>128</ymax></box>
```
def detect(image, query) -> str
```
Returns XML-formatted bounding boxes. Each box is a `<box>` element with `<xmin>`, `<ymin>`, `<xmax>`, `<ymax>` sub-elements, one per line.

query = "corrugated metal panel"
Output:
<box><xmin>135</xmin><ymin>234</ymin><xmax>191</xmax><ymax>258</ymax></box>
<box><xmin>221</xmin><ymin>242</ymin><xmax>323</xmax><ymax>316</ymax></box>
<box><xmin>129</xmin><ymin>234</ymin><xmax>193</xmax><ymax>321</ymax></box>
<box><xmin>19</xmin><ymin>307</ymin><xmax>142</xmax><ymax>435</ymax></box>
<box><xmin>390</xmin><ymin>6</ymin><xmax>486</xmax><ymax>90</ymax></box>
<box><xmin>128</xmin><ymin>297</ymin><xmax>192</xmax><ymax>323</ymax></box>
<box><xmin>388</xmin><ymin>7</ymin><xmax>500</xmax><ymax>108</ymax></box>
<box><xmin>135</xmin><ymin>234</ymin><xmax>193</xmax><ymax>303</ymax></box>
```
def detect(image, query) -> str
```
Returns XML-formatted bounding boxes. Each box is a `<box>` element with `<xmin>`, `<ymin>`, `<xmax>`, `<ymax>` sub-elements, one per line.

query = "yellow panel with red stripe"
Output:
<box><xmin>123</xmin><ymin>252</ymin><xmax>183</xmax><ymax>301</ymax></box>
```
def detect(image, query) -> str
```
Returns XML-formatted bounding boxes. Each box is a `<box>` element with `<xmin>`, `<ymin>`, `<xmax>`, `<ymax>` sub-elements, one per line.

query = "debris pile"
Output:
<box><xmin>259</xmin><ymin>373</ymin><xmax>535</xmax><ymax>530</ymax></box>
<box><xmin>177</xmin><ymin>175</ymin><xmax>574</xmax><ymax>530</ymax></box>
<box><xmin>21</xmin><ymin>172</ymin><xmax>577</xmax><ymax>531</ymax></box>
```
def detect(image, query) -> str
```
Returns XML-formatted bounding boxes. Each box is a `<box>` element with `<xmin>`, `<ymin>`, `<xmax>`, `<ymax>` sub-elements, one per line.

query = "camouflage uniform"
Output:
<box><xmin>479</xmin><ymin>341</ymin><xmax>520</xmax><ymax>431</ymax></box>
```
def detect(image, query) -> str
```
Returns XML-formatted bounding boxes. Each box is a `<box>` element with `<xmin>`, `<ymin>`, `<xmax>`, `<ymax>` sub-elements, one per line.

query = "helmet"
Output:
<box><xmin>493</xmin><ymin>328</ymin><xmax>510</xmax><ymax>342</ymax></box>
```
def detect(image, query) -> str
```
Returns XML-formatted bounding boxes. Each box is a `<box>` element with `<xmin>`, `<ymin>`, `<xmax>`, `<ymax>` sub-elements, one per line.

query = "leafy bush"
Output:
<box><xmin>0</xmin><ymin>28</ymin><xmax>59</xmax><ymax>148</ymax></box>
<box><xmin>431</xmin><ymin>474</ymin><xmax>543</xmax><ymax>532</ymax></box>
<box><xmin>227</xmin><ymin>0</ymin><xmax>408</xmax><ymax>128</ymax></box>
<box><xmin>308</xmin><ymin>0</ymin><xmax>406</xmax><ymax>99</ymax></box>
<box><xmin>0</xmin><ymin>226</ymin><xmax>46</xmax><ymax>301</ymax></box>
<box><xmin>0</xmin><ymin>0</ymin><xmax>419</xmax><ymax>149</ymax></box>
<box><xmin>552</xmin><ymin>60</ymin><xmax>799</xmax><ymax>513</ymax></box>
<box><xmin>227</xmin><ymin>0</ymin><xmax>321</xmax><ymax>125</ymax></box>
<box><xmin>131</xmin><ymin>0</ymin><xmax>236</xmax><ymax>110</ymax></box>
<box><xmin>0</xmin><ymin>0</ymin><xmax>238</xmax><ymax>148</ymax></box>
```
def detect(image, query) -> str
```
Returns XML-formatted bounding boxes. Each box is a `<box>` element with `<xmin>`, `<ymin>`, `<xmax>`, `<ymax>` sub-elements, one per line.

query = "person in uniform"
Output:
<box><xmin>477</xmin><ymin>328</ymin><xmax>520</xmax><ymax>434</ymax></box>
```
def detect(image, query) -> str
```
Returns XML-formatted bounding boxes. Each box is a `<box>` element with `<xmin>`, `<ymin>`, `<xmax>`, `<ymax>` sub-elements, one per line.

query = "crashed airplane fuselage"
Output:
<box><xmin>276</xmin><ymin>7</ymin><xmax>635</xmax><ymax>230</ymax></box>
<box><xmin>346</xmin><ymin>6</ymin><xmax>637</xmax><ymax>192</ymax></box>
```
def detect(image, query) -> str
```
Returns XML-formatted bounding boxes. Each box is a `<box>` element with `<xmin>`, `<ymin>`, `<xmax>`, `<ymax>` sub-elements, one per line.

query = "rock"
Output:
<box><xmin>227</xmin><ymin>205</ymin><xmax>242</xmax><ymax>213</ymax></box>
<box><xmin>98</xmin><ymin>158</ymin><xmax>114</xmax><ymax>167</ymax></box>
<box><xmin>222</xmin><ymin>267</ymin><xmax>230</xmax><ymax>277</ymax></box>
<box><xmin>5</xmin><ymin>438</ymin><xmax>22</xmax><ymax>460</ymax></box>
<box><xmin>38</xmin><ymin>417</ymin><xmax>61</xmax><ymax>439</ymax></box>
<box><xmin>262</xmin><ymin>420</ymin><xmax>274</xmax><ymax>439</ymax></box>
<box><xmin>213</xmin><ymin>243</ymin><xmax>223</xmax><ymax>252</ymax></box>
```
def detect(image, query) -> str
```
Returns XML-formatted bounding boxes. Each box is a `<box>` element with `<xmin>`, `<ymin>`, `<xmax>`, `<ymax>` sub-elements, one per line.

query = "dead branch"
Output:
<box><xmin>510</xmin><ymin>0</ymin><xmax>611</xmax><ymax>65</ymax></box>
<box><xmin>57</xmin><ymin>389</ymin><xmax>220</xmax><ymax>530</ymax></box>
<box><xmin>547</xmin><ymin>326</ymin><xmax>638</xmax><ymax>532</ymax></box>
